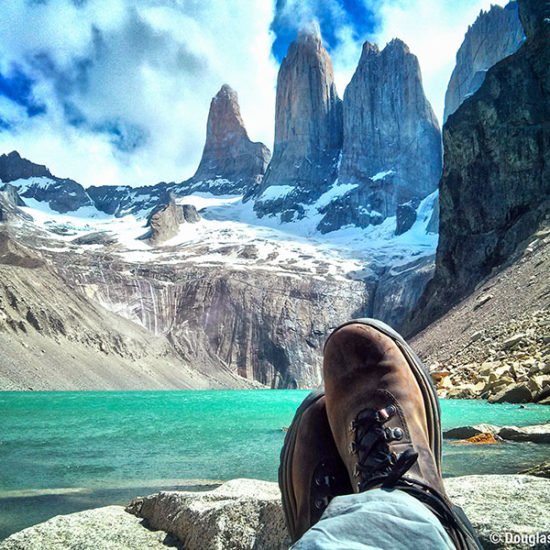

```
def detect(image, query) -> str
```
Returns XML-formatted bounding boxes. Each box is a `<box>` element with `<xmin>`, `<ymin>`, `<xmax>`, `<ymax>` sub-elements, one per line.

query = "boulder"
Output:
<box><xmin>72</xmin><ymin>232</ymin><xmax>118</xmax><ymax>246</ymax></box>
<box><xmin>488</xmin><ymin>383</ymin><xmax>533</xmax><ymax>404</ymax></box>
<box><xmin>498</xmin><ymin>424</ymin><xmax>550</xmax><ymax>444</ymax></box>
<box><xmin>181</xmin><ymin>204</ymin><xmax>201</xmax><ymax>223</ymax></box>
<box><xmin>145</xmin><ymin>197</ymin><xmax>201</xmax><ymax>244</ymax></box>
<box><xmin>501</xmin><ymin>333</ymin><xmax>528</xmax><ymax>351</ymax></box>
<box><xmin>520</xmin><ymin>461</ymin><xmax>550</xmax><ymax>478</ymax></box>
<box><xmin>0</xmin><ymin>506</ymin><xmax>173</xmax><ymax>550</ymax></box>
<box><xmin>127</xmin><ymin>479</ymin><xmax>288</xmax><ymax>550</ymax></box>
<box><xmin>445</xmin><ymin>423</ymin><xmax>550</xmax><ymax>444</ymax></box>
<box><xmin>444</xmin><ymin>424</ymin><xmax>499</xmax><ymax>439</ymax></box>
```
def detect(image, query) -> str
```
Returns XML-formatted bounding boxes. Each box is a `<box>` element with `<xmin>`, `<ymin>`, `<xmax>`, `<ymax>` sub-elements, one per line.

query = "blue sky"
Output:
<box><xmin>270</xmin><ymin>0</ymin><xmax>379</xmax><ymax>63</ymax></box>
<box><xmin>0</xmin><ymin>0</ymin><xmax>510</xmax><ymax>187</ymax></box>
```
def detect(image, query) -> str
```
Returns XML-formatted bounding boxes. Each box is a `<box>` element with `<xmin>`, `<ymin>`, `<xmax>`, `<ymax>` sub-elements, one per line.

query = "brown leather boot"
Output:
<box><xmin>323</xmin><ymin>318</ymin><xmax>481</xmax><ymax>550</ymax></box>
<box><xmin>279</xmin><ymin>390</ymin><xmax>352</xmax><ymax>543</ymax></box>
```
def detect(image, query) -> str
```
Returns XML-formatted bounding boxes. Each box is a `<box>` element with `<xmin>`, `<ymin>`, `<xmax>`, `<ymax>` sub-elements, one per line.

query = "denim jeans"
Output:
<box><xmin>292</xmin><ymin>488</ymin><xmax>454</xmax><ymax>549</ymax></box>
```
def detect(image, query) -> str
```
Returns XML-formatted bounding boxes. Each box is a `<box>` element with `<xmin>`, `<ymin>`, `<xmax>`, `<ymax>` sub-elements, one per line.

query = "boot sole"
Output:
<box><xmin>278</xmin><ymin>389</ymin><xmax>325</xmax><ymax>542</ymax></box>
<box><xmin>324</xmin><ymin>318</ymin><xmax>442</xmax><ymax>476</ymax></box>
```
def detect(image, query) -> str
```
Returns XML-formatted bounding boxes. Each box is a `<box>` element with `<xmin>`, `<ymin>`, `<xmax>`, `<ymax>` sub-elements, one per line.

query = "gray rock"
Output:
<box><xmin>0</xmin><ymin>185</ymin><xmax>30</xmax><ymax>223</ymax></box>
<box><xmin>145</xmin><ymin>197</ymin><xmax>201</xmax><ymax>244</ymax></box>
<box><xmin>444</xmin><ymin>424</ymin><xmax>499</xmax><ymax>439</ymax></box>
<box><xmin>488</xmin><ymin>383</ymin><xmax>533</xmax><ymax>404</ymax></box>
<box><xmin>445</xmin><ymin>423</ymin><xmax>550</xmax><ymax>444</ymax></box>
<box><xmin>181</xmin><ymin>204</ymin><xmax>200</xmax><ymax>223</ymax></box>
<box><xmin>445</xmin><ymin>475</ymin><xmax>550</xmax><ymax>549</ymax></box>
<box><xmin>127</xmin><ymin>479</ymin><xmax>287</xmax><ymax>550</ymax></box>
<box><xmin>444</xmin><ymin>2</ymin><xmax>524</xmax><ymax>122</ymax></box>
<box><xmin>72</xmin><ymin>232</ymin><xmax>118</xmax><ymax>246</ymax></box>
<box><xmin>254</xmin><ymin>24</ymin><xmax>343</xmax><ymax>222</ymax></box>
<box><xmin>498</xmin><ymin>424</ymin><xmax>550</xmax><ymax>444</ymax></box>
<box><xmin>340</xmin><ymin>39</ymin><xmax>442</xmax><ymax>210</ymax></box>
<box><xmin>408</xmin><ymin>0</ymin><xmax>550</xmax><ymax>334</ymax></box>
<box><xmin>371</xmin><ymin>255</ymin><xmax>435</xmax><ymax>330</ymax></box>
<box><xmin>520</xmin><ymin>461</ymin><xmax>550</xmax><ymax>478</ymax></box>
<box><xmin>395</xmin><ymin>201</ymin><xmax>419</xmax><ymax>235</ymax></box>
<box><xmin>316</xmin><ymin>176</ymin><xmax>392</xmax><ymax>234</ymax></box>
<box><xmin>191</xmin><ymin>84</ymin><xmax>271</xmax><ymax>196</ymax></box>
<box><xmin>0</xmin><ymin>506</ymin><xmax>175</xmax><ymax>550</ymax></box>
<box><xmin>501</xmin><ymin>333</ymin><xmax>528</xmax><ymax>350</ymax></box>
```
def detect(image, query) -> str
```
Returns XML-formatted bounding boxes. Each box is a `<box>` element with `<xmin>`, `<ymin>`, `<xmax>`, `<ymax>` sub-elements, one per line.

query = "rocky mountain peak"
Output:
<box><xmin>203</xmin><ymin>84</ymin><xmax>247</xmax><ymax>145</ymax></box>
<box><xmin>385</xmin><ymin>38</ymin><xmax>410</xmax><ymax>54</ymax></box>
<box><xmin>0</xmin><ymin>151</ymin><xmax>52</xmax><ymax>183</ymax></box>
<box><xmin>359</xmin><ymin>41</ymin><xmax>380</xmax><ymax>59</ymax></box>
<box><xmin>254</xmin><ymin>26</ymin><xmax>343</xmax><ymax>220</ymax></box>
<box><xmin>443</xmin><ymin>2</ymin><xmax>524</xmax><ymax>123</ymax></box>
<box><xmin>339</xmin><ymin>37</ymin><xmax>441</xmax><ymax>217</ymax></box>
<box><xmin>191</xmin><ymin>84</ymin><xmax>271</xmax><ymax>193</ymax></box>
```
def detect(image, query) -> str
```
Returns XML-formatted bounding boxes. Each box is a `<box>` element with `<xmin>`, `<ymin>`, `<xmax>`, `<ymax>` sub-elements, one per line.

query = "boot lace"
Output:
<box><xmin>349</xmin><ymin>404</ymin><xmax>418</xmax><ymax>491</ymax></box>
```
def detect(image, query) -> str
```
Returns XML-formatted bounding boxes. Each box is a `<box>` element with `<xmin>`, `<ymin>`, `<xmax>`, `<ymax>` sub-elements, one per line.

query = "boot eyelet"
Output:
<box><xmin>393</xmin><ymin>427</ymin><xmax>404</xmax><ymax>441</ymax></box>
<box><xmin>314</xmin><ymin>496</ymin><xmax>329</xmax><ymax>510</ymax></box>
<box><xmin>348</xmin><ymin>441</ymin><xmax>357</xmax><ymax>455</ymax></box>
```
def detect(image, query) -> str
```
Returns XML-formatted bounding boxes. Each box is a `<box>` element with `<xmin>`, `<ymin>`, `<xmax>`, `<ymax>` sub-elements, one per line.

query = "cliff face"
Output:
<box><xmin>191</xmin><ymin>85</ymin><xmax>271</xmax><ymax>195</ymax></box>
<box><xmin>444</xmin><ymin>2</ymin><xmax>524</xmax><ymax>123</ymax></box>
<box><xmin>340</xmin><ymin>40</ymin><xmax>442</xmax><ymax>205</ymax></box>
<box><xmin>254</xmin><ymin>26</ymin><xmax>343</xmax><ymax>221</ymax></box>
<box><xmin>409</xmin><ymin>0</ymin><xmax>549</xmax><ymax>334</ymax></box>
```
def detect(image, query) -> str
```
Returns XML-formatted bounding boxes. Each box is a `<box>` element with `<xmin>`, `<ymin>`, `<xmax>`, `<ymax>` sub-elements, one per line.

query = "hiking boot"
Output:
<box><xmin>279</xmin><ymin>390</ymin><xmax>352</xmax><ymax>543</ymax></box>
<box><xmin>323</xmin><ymin>318</ymin><xmax>481</xmax><ymax>550</ymax></box>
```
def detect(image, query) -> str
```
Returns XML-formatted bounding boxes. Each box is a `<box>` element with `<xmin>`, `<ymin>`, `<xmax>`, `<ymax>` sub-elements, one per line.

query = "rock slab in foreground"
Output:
<box><xmin>3</xmin><ymin>477</ymin><xmax>549</xmax><ymax>549</ymax></box>
<box><xmin>126</xmin><ymin>479</ymin><xmax>287</xmax><ymax>550</ymax></box>
<box><xmin>0</xmin><ymin>506</ymin><xmax>176</xmax><ymax>550</ymax></box>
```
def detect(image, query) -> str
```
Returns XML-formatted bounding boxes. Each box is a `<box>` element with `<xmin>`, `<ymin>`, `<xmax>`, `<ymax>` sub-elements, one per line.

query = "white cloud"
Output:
<box><xmin>0</xmin><ymin>0</ymin><xmax>514</xmax><ymax>187</ymax></box>
<box><xmin>0</xmin><ymin>0</ymin><xmax>277</xmax><ymax>187</ymax></box>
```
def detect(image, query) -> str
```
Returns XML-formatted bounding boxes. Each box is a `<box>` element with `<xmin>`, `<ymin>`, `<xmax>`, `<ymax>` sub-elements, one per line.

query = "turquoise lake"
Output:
<box><xmin>1</xmin><ymin>390</ymin><xmax>549</xmax><ymax>540</ymax></box>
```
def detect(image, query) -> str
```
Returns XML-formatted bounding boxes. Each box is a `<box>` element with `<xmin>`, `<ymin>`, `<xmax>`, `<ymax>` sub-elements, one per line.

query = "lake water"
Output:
<box><xmin>1</xmin><ymin>390</ymin><xmax>549</xmax><ymax>540</ymax></box>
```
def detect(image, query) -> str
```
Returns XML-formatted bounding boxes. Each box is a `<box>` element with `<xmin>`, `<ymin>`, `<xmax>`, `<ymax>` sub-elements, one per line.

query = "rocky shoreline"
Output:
<box><xmin>1</xmin><ymin>477</ymin><xmax>549</xmax><ymax>550</ymax></box>
<box><xmin>429</xmin><ymin>308</ymin><xmax>550</xmax><ymax>405</ymax></box>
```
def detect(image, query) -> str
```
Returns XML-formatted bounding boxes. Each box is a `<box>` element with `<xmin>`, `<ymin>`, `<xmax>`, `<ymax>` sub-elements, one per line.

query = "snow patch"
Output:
<box><xmin>258</xmin><ymin>185</ymin><xmax>295</xmax><ymax>201</ymax></box>
<box><xmin>315</xmin><ymin>182</ymin><xmax>358</xmax><ymax>209</ymax></box>
<box><xmin>371</xmin><ymin>170</ymin><xmax>394</xmax><ymax>182</ymax></box>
